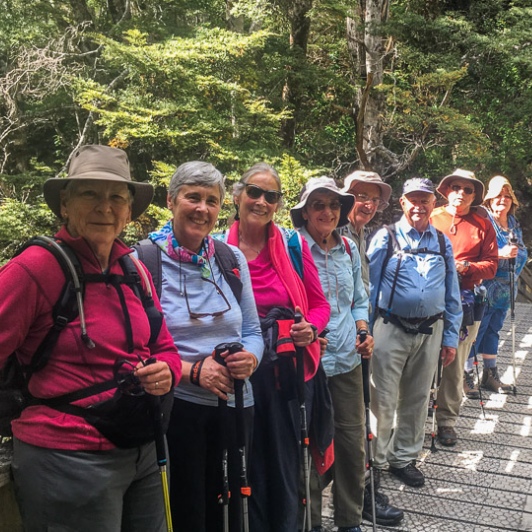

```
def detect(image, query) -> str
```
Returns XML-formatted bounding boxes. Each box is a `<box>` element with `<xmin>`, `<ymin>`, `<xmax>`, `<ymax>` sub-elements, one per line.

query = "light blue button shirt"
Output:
<box><xmin>300</xmin><ymin>227</ymin><xmax>369</xmax><ymax>377</ymax></box>
<box><xmin>367</xmin><ymin>216</ymin><xmax>462</xmax><ymax>348</ymax></box>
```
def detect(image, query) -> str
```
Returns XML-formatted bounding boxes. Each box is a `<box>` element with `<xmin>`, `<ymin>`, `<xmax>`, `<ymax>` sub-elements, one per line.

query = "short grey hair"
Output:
<box><xmin>168</xmin><ymin>161</ymin><xmax>225</xmax><ymax>201</ymax></box>
<box><xmin>233</xmin><ymin>162</ymin><xmax>283</xmax><ymax>205</ymax></box>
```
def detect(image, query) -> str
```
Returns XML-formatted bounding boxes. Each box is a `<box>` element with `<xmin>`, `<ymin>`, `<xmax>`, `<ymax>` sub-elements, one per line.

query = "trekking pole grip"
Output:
<box><xmin>359</xmin><ymin>330</ymin><xmax>371</xmax><ymax>404</ymax></box>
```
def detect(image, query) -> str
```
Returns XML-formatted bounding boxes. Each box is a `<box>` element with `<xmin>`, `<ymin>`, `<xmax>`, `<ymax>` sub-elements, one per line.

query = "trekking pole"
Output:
<box><xmin>360</xmin><ymin>330</ymin><xmax>376</xmax><ymax>532</ymax></box>
<box><xmin>234</xmin><ymin>377</ymin><xmax>251</xmax><ymax>532</ymax></box>
<box><xmin>509</xmin><ymin>230</ymin><xmax>518</xmax><ymax>395</ymax></box>
<box><xmin>213</xmin><ymin>342</ymin><xmax>244</xmax><ymax>532</ymax></box>
<box><xmin>294</xmin><ymin>312</ymin><xmax>311</xmax><ymax>532</ymax></box>
<box><xmin>430</xmin><ymin>353</ymin><xmax>444</xmax><ymax>453</ymax></box>
<box><xmin>471</xmin><ymin>341</ymin><xmax>486</xmax><ymax>419</ymax></box>
<box><xmin>143</xmin><ymin>358</ymin><xmax>173</xmax><ymax>532</ymax></box>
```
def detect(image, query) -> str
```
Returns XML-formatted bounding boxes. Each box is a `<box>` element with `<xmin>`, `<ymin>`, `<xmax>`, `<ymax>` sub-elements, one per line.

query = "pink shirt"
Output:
<box><xmin>248</xmin><ymin>245</ymin><xmax>291</xmax><ymax>318</ymax></box>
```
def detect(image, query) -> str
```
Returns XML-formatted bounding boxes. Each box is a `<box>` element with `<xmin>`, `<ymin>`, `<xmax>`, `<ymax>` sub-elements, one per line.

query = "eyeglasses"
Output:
<box><xmin>244</xmin><ymin>184</ymin><xmax>283</xmax><ymax>204</ymax></box>
<box><xmin>354</xmin><ymin>193</ymin><xmax>384</xmax><ymax>207</ymax></box>
<box><xmin>75</xmin><ymin>189</ymin><xmax>131</xmax><ymax>207</ymax></box>
<box><xmin>450</xmin><ymin>184</ymin><xmax>475</xmax><ymax>195</ymax></box>
<box><xmin>184</xmin><ymin>275</ymin><xmax>232</xmax><ymax>319</ymax></box>
<box><xmin>308</xmin><ymin>200</ymin><xmax>342</xmax><ymax>212</ymax></box>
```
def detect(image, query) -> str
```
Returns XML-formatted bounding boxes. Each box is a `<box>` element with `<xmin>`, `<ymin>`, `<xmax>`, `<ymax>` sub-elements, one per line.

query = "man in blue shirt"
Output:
<box><xmin>367</xmin><ymin>178</ymin><xmax>462</xmax><ymax>487</ymax></box>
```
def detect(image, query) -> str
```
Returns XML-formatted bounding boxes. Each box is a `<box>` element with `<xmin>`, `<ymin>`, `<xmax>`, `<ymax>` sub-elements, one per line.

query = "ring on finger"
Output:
<box><xmin>155</xmin><ymin>381</ymin><xmax>159</xmax><ymax>389</ymax></box>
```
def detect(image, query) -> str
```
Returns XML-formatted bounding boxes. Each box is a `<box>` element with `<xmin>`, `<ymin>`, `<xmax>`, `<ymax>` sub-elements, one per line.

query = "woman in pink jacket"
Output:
<box><xmin>0</xmin><ymin>145</ymin><xmax>181</xmax><ymax>532</ymax></box>
<box><xmin>226</xmin><ymin>162</ymin><xmax>330</xmax><ymax>532</ymax></box>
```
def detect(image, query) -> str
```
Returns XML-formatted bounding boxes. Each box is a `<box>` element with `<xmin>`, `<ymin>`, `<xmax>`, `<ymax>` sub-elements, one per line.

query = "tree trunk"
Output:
<box><xmin>280</xmin><ymin>0</ymin><xmax>313</xmax><ymax>149</ymax></box>
<box><xmin>347</xmin><ymin>0</ymin><xmax>391</xmax><ymax>173</ymax></box>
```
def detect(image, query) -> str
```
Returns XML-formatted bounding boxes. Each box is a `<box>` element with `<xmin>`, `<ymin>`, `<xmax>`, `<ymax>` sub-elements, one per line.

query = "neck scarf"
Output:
<box><xmin>149</xmin><ymin>220</ymin><xmax>215</xmax><ymax>277</ymax></box>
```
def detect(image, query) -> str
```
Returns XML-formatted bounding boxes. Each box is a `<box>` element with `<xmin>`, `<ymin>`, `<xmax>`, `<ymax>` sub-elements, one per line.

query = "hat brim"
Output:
<box><xmin>436</xmin><ymin>175</ymin><xmax>484</xmax><ymax>206</ymax></box>
<box><xmin>483</xmin><ymin>179</ymin><xmax>519</xmax><ymax>211</ymax></box>
<box><xmin>43</xmin><ymin>174</ymin><xmax>154</xmax><ymax>220</ymax></box>
<box><xmin>290</xmin><ymin>188</ymin><xmax>355</xmax><ymax>229</ymax></box>
<box><xmin>342</xmin><ymin>178</ymin><xmax>392</xmax><ymax>211</ymax></box>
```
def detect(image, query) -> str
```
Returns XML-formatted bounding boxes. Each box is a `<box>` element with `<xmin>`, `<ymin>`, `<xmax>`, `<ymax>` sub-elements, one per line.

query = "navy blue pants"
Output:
<box><xmin>248</xmin><ymin>361</ymin><xmax>301</xmax><ymax>532</ymax></box>
<box><xmin>167</xmin><ymin>398</ymin><xmax>253</xmax><ymax>532</ymax></box>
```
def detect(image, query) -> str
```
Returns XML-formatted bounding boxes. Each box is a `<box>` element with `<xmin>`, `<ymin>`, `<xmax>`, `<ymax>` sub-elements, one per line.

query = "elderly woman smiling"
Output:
<box><xmin>137</xmin><ymin>161</ymin><xmax>263</xmax><ymax>532</ymax></box>
<box><xmin>224</xmin><ymin>162</ymin><xmax>330</xmax><ymax>532</ymax></box>
<box><xmin>0</xmin><ymin>145</ymin><xmax>181</xmax><ymax>532</ymax></box>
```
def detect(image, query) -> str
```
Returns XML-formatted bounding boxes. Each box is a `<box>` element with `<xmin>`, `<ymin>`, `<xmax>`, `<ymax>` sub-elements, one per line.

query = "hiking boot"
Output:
<box><xmin>389</xmin><ymin>461</ymin><xmax>425</xmax><ymax>487</ymax></box>
<box><xmin>338</xmin><ymin>527</ymin><xmax>362</xmax><ymax>532</ymax></box>
<box><xmin>437</xmin><ymin>426</ymin><xmax>457</xmax><ymax>446</ymax></box>
<box><xmin>463</xmin><ymin>370</ymin><xmax>480</xmax><ymax>399</ymax></box>
<box><xmin>481</xmin><ymin>366</ymin><xmax>512</xmax><ymax>393</ymax></box>
<box><xmin>363</xmin><ymin>486</ymin><xmax>404</xmax><ymax>526</ymax></box>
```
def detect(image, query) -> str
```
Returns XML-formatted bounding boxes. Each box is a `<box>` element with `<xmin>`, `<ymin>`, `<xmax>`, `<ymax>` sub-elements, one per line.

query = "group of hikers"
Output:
<box><xmin>0</xmin><ymin>144</ymin><xmax>527</xmax><ymax>532</ymax></box>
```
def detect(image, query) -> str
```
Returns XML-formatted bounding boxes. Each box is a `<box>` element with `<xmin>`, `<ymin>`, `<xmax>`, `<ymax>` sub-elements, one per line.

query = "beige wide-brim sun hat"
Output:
<box><xmin>483</xmin><ymin>175</ymin><xmax>519</xmax><ymax>214</ymax></box>
<box><xmin>436</xmin><ymin>168</ymin><xmax>485</xmax><ymax>207</ymax></box>
<box><xmin>290</xmin><ymin>176</ymin><xmax>355</xmax><ymax>229</ymax></box>
<box><xmin>341</xmin><ymin>170</ymin><xmax>392</xmax><ymax>211</ymax></box>
<box><xmin>43</xmin><ymin>145</ymin><xmax>154</xmax><ymax>220</ymax></box>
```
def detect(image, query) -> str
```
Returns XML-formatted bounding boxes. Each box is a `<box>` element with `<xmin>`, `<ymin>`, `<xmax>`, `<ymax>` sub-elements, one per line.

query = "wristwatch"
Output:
<box><xmin>310</xmin><ymin>324</ymin><xmax>318</xmax><ymax>342</ymax></box>
<box><xmin>462</xmin><ymin>260</ymin><xmax>470</xmax><ymax>271</ymax></box>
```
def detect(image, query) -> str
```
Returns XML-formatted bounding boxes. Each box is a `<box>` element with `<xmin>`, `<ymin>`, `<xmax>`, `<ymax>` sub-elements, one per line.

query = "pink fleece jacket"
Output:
<box><xmin>0</xmin><ymin>227</ymin><xmax>181</xmax><ymax>450</ymax></box>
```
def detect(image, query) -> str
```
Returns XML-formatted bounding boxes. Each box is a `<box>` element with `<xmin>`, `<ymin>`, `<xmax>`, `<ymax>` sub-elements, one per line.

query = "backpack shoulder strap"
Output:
<box><xmin>132</xmin><ymin>239</ymin><xmax>162</xmax><ymax>299</ymax></box>
<box><xmin>383</xmin><ymin>223</ymin><xmax>399</xmax><ymax>264</ymax></box>
<box><xmin>14</xmin><ymin>237</ymin><xmax>85</xmax><ymax>377</ymax></box>
<box><xmin>119</xmin><ymin>254</ymin><xmax>163</xmax><ymax>346</ymax></box>
<box><xmin>213</xmin><ymin>239</ymin><xmax>243</xmax><ymax>304</ymax></box>
<box><xmin>341</xmin><ymin>236</ymin><xmax>352</xmax><ymax>259</ymax></box>
<box><xmin>287</xmin><ymin>230</ymin><xmax>304</xmax><ymax>280</ymax></box>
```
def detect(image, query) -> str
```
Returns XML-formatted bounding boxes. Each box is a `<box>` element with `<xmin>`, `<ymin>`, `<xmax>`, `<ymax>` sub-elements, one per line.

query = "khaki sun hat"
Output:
<box><xmin>341</xmin><ymin>170</ymin><xmax>392</xmax><ymax>211</ymax></box>
<box><xmin>483</xmin><ymin>175</ymin><xmax>519</xmax><ymax>214</ymax></box>
<box><xmin>290</xmin><ymin>176</ymin><xmax>355</xmax><ymax>229</ymax></box>
<box><xmin>43</xmin><ymin>145</ymin><xmax>154</xmax><ymax>220</ymax></box>
<box><xmin>436</xmin><ymin>168</ymin><xmax>484</xmax><ymax>207</ymax></box>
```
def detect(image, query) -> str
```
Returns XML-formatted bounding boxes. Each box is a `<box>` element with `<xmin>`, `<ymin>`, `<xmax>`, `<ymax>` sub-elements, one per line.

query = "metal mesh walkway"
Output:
<box><xmin>321</xmin><ymin>302</ymin><xmax>532</xmax><ymax>531</ymax></box>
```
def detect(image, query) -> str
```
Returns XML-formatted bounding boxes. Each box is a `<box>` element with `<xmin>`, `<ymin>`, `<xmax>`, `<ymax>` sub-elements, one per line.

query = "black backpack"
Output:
<box><xmin>133</xmin><ymin>238</ymin><xmax>243</xmax><ymax>302</ymax></box>
<box><xmin>0</xmin><ymin>236</ymin><xmax>164</xmax><ymax>441</ymax></box>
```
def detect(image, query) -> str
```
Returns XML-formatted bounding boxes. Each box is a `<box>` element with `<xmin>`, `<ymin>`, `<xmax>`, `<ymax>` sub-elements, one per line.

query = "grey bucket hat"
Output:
<box><xmin>290</xmin><ymin>176</ymin><xmax>355</xmax><ymax>229</ymax></box>
<box><xmin>436</xmin><ymin>168</ymin><xmax>484</xmax><ymax>207</ymax></box>
<box><xmin>341</xmin><ymin>170</ymin><xmax>392</xmax><ymax>211</ymax></box>
<box><xmin>43</xmin><ymin>145</ymin><xmax>154</xmax><ymax>220</ymax></box>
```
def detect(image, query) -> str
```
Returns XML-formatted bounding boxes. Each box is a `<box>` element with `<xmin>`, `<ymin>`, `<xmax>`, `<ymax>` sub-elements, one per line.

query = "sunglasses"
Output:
<box><xmin>308</xmin><ymin>200</ymin><xmax>342</xmax><ymax>212</ymax></box>
<box><xmin>244</xmin><ymin>184</ymin><xmax>283</xmax><ymax>204</ymax></box>
<box><xmin>450</xmin><ymin>184</ymin><xmax>475</xmax><ymax>195</ymax></box>
<box><xmin>184</xmin><ymin>275</ymin><xmax>232</xmax><ymax>319</ymax></box>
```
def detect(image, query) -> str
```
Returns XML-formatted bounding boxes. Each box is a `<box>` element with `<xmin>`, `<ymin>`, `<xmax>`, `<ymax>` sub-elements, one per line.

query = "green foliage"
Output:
<box><xmin>72</xmin><ymin>27</ymin><xmax>289</xmax><ymax>169</ymax></box>
<box><xmin>0</xmin><ymin>196</ymin><xmax>58</xmax><ymax>263</ymax></box>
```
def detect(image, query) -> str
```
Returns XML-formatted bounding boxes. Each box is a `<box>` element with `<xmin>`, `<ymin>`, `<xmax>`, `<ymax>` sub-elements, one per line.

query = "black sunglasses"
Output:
<box><xmin>244</xmin><ymin>184</ymin><xmax>283</xmax><ymax>204</ymax></box>
<box><xmin>450</xmin><ymin>184</ymin><xmax>475</xmax><ymax>195</ymax></box>
<box><xmin>184</xmin><ymin>275</ymin><xmax>232</xmax><ymax>319</ymax></box>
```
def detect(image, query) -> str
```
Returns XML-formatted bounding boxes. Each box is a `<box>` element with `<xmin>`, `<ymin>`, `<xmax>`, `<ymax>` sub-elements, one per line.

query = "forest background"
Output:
<box><xmin>0</xmin><ymin>0</ymin><xmax>530</xmax><ymax>262</ymax></box>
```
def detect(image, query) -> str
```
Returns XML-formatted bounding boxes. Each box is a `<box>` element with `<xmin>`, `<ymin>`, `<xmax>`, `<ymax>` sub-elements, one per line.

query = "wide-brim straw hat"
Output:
<box><xmin>341</xmin><ymin>170</ymin><xmax>392</xmax><ymax>211</ymax></box>
<box><xmin>483</xmin><ymin>175</ymin><xmax>519</xmax><ymax>214</ymax></box>
<box><xmin>43</xmin><ymin>145</ymin><xmax>154</xmax><ymax>220</ymax></box>
<box><xmin>291</xmin><ymin>176</ymin><xmax>355</xmax><ymax>229</ymax></box>
<box><xmin>436</xmin><ymin>168</ymin><xmax>484</xmax><ymax>207</ymax></box>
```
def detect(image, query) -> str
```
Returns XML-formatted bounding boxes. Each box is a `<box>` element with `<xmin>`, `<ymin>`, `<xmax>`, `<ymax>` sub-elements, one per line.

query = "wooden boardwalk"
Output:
<box><xmin>321</xmin><ymin>302</ymin><xmax>532</xmax><ymax>532</ymax></box>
